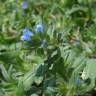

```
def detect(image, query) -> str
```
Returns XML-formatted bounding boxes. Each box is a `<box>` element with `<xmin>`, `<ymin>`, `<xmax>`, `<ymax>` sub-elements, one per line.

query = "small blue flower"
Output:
<box><xmin>76</xmin><ymin>78</ymin><xmax>81</xmax><ymax>86</ymax></box>
<box><xmin>35</xmin><ymin>24</ymin><xmax>44</xmax><ymax>32</ymax></box>
<box><xmin>21</xmin><ymin>35</ymin><xmax>31</xmax><ymax>41</ymax></box>
<box><xmin>23</xmin><ymin>28</ymin><xmax>33</xmax><ymax>36</ymax></box>
<box><xmin>21</xmin><ymin>1</ymin><xmax>28</xmax><ymax>9</ymax></box>
<box><xmin>21</xmin><ymin>28</ymin><xmax>33</xmax><ymax>41</ymax></box>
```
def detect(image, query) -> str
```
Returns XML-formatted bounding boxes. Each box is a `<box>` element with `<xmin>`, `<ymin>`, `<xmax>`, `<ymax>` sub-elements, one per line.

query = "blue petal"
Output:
<box><xmin>23</xmin><ymin>28</ymin><xmax>33</xmax><ymax>36</ymax></box>
<box><xmin>21</xmin><ymin>35</ymin><xmax>31</xmax><ymax>41</ymax></box>
<box><xmin>76</xmin><ymin>78</ymin><xmax>81</xmax><ymax>86</ymax></box>
<box><xmin>21</xmin><ymin>1</ymin><xmax>28</xmax><ymax>9</ymax></box>
<box><xmin>35</xmin><ymin>24</ymin><xmax>44</xmax><ymax>32</ymax></box>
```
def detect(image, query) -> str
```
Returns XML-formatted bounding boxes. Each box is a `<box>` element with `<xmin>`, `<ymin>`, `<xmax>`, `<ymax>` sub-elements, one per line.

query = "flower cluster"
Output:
<box><xmin>21</xmin><ymin>28</ymin><xmax>33</xmax><ymax>41</ymax></box>
<box><xmin>20</xmin><ymin>1</ymin><xmax>44</xmax><ymax>43</ymax></box>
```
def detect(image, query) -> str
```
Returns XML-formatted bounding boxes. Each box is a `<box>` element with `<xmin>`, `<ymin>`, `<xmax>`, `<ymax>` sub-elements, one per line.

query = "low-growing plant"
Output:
<box><xmin>0</xmin><ymin>0</ymin><xmax>96</xmax><ymax>96</ymax></box>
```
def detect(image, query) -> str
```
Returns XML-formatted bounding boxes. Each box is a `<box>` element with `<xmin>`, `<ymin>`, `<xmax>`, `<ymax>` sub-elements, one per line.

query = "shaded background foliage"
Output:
<box><xmin>0</xmin><ymin>0</ymin><xmax>96</xmax><ymax>96</ymax></box>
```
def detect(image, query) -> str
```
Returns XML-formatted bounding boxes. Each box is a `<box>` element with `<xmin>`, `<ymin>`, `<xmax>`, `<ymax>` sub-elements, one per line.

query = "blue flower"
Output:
<box><xmin>21</xmin><ymin>28</ymin><xmax>33</xmax><ymax>41</ymax></box>
<box><xmin>76</xmin><ymin>78</ymin><xmax>81</xmax><ymax>86</ymax></box>
<box><xmin>23</xmin><ymin>28</ymin><xmax>33</xmax><ymax>36</ymax></box>
<box><xmin>35</xmin><ymin>24</ymin><xmax>44</xmax><ymax>32</ymax></box>
<box><xmin>21</xmin><ymin>35</ymin><xmax>31</xmax><ymax>41</ymax></box>
<box><xmin>21</xmin><ymin>1</ymin><xmax>28</xmax><ymax>9</ymax></box>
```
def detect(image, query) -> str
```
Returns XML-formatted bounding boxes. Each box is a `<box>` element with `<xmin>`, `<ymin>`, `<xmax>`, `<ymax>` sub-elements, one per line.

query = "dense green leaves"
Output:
<box><xmin>1</xmin><ymin>0</ymin><xmax>96</xmax><ymax>96</ymax></box>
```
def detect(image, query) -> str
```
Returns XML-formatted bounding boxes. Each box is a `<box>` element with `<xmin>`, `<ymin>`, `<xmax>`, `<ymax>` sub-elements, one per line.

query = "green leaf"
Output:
<box><xmin>16</xmin><ymin>80</ymin><xmax>24</xmax><ymax>96</ymax></box>
<box><xmin>83</xmin><ymin>59</ymin><xmax>96</xmax><ymax>80</ymax></box>
<box><xmin>30</xmin><ymin>94</ymin><xmax>39</xmax><ymax>96</ymax></box>
<box><xmin>23</xmin><ymin>70</ymin><xmax>35</xmax><ymax>91</ymax></box>
<box><xmin>0</xmin><ymin>64</ymin><xmax>11</xmax><ymax>82</ymax></box>
<box><xmin>36</xmin><ymin>64</ymin><xmax>49</xmax><ymax>77</ymax></box>
<box><xmin>43</xmin><ymin>77</ymin><xmax>55</xmax><ymax>89</ymax></box>
<box><xmin>81</xmin><ymin>59</ymin><xmax>96</xmax><ymax>92</ymax></box>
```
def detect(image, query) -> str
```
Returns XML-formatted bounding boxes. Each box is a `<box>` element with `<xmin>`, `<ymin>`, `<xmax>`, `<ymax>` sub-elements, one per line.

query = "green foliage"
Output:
<box><xmin>0</xmin><ymin>0</ymin><xmax>96</xmax><ymax>96</ymax></box>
